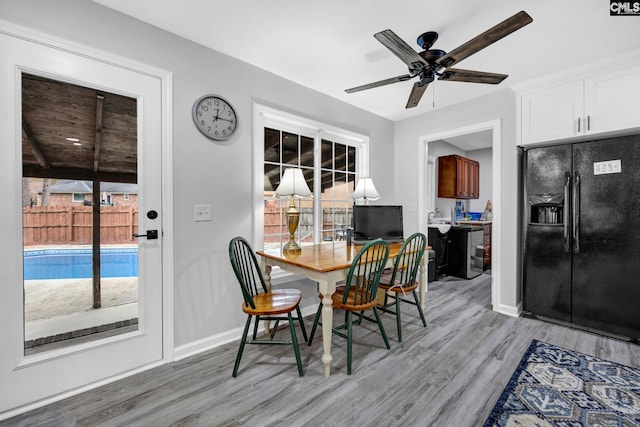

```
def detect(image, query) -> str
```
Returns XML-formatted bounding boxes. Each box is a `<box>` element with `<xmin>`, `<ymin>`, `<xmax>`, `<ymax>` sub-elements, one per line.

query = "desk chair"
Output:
<box><xmin>229</xmin><ymin>237</ymin><xmax>307</xmax><ymax>377</ymax></box>
<box><xmin>377</xmin><ymin>232</ymin><xmax>427</xmax><ymax>342</ymax></box>
<box><xmin>308</xmin><ymin>239</ymin><xmax>390</xmax><ymax>374</ymax></box>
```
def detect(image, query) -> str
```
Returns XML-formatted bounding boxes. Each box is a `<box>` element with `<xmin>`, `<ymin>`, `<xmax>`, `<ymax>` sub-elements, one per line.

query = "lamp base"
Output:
<box><xmin>283</xmin><ymin>199</ymin><xmax>302</xmax><ymax>253</ymax></box>
<box><xmin>283</xmin><ymin>239</ymin><xmax>302</xmax><ymax>253</ymax></box>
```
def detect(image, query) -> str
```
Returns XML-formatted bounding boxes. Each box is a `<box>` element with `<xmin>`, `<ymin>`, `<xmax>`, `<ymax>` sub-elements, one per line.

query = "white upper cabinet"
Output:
<box><xmin>519</xmin><ymin>64</ymin><xmax>640</xmax><ymax>145</ymax></box>
<box><xmin>521</xmin><ymin>80</ymin><xmax>584</xmax><ymax>144</ymax></box>
<box><xmin>584</xmin><ymin>67</ymin><xmax>640</xmax><ymax>135</ymax></box>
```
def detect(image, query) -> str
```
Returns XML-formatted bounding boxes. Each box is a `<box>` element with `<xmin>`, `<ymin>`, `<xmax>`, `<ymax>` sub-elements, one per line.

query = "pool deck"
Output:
<box><xmin>24</xmin><ymin>276</ymin><xmax>138</xmax><ymax>342</ymax></box>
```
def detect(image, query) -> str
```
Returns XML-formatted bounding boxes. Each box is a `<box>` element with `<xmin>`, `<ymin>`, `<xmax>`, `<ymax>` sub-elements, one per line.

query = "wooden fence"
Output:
<box><xmin>264</xmin><ymin>207</ymin><xmax>351</xmax><ymax>243</ymax></box>
<box><xmin>22</xmin><ymin>206</ymin><xmax>138</xmax><ymax>246</ymax></box>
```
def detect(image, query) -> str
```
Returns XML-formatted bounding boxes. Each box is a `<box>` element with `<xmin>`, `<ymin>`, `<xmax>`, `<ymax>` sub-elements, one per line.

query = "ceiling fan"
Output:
<box><xmin>345</xmin><ymin>11</ymin><xmax>533</xmax><ymax>109</ymax></box>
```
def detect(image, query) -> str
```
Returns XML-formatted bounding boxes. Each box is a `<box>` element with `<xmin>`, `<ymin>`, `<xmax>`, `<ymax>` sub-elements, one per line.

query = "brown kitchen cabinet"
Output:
<box><xmin>437</xmin><ymin>154</ymin><xmax>480</xmax><ymax>199</ymax></box>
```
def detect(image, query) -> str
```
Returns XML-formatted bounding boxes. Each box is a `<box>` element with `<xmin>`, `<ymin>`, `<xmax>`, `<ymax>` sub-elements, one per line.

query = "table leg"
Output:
<box><xmin>418</xmin><ymin>257</ymin><xmax>427</xmax><ymax>309</ymax></box>
<box><xmin>261</xmin><ymin>259</ymin><xmax>272</xmax><ymax>334</ymax></box>
<box><xmin>317</xmin><ymin>278</ymin><xmax>336</xmax><ymax>377</ymax></box>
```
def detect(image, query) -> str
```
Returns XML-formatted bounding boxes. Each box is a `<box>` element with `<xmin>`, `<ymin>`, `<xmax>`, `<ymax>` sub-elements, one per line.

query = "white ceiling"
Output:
<box><xmin>95</xmin><ymin>0</ymin><xmax>640</xmax><ymax>122</ymax></box>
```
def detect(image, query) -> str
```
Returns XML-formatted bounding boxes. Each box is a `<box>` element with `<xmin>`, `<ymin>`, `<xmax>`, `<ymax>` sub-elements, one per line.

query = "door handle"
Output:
<box><xmin>133</xmin><ymin>230</ymin><xmax>158</xmax><ymax>240</ymax></box>
<box><xmin>572</xmin><ymin>172</ymin><xmax>580</xmax><ymax>253</ymax></box>
<box><xmin>563</xmin><ymin>172</ymin><xmax>571</xmax><ymax>253</ymax></box>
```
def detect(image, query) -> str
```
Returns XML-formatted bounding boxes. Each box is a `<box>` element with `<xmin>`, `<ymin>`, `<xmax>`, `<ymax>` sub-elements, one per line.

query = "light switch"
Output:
<box><xmin>194</xmin><ymin>204</ymin><xmax>212</xmax><ymax>222</ymax></box>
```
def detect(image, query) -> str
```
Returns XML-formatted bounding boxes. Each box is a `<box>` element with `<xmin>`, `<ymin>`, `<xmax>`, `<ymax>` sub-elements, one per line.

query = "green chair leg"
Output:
<box><xmin>346</xmin><ymin>311</ymin><xmax>353</xmax><ymax>375</ymax></box>
<box><xmin>295</xmin><ymin>305</ymin><xmax>308</xmax><ymax>343</ymax></box>
<box><xmin>413</xmin><ymin>290</ymin><xmax>427</xmax><ymax>327</ymax></box>
<box><xmin>287</xmin><ymin>312</ymin><xmax>304</xmax><ymax>377</ymax></box>
<box><xmin>396</xmin><ymin>294</ymin><xmax>403</xmax><ymax>342</ymax></box>
<box><xmin>308</xmin><ymin>304</ymin><xmax>322</xmax><ymax>346</ymax></box>
<box><xmin>233</xmin><ymin>315</ymin><xmax>252</xmax><ymax>377</ymax></box>
<box><xmin>373</xmin><ymin>307</ymin><xmax>390</xmax><ymax>350</ymax></box>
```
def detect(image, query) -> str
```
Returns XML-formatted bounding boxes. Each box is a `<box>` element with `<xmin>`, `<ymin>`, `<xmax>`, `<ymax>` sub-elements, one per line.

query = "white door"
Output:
<box><xmin>0</xmin><ymin>32</ymin><xmax>166</xmax><ymax>414</ymax></box>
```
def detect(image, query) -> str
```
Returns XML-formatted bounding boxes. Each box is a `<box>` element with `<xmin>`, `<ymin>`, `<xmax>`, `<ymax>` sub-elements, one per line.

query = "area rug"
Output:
<box><xmin>484</xmin><ymin>339</ymin><xmax>640</xmax><ymax>426</ymax></box>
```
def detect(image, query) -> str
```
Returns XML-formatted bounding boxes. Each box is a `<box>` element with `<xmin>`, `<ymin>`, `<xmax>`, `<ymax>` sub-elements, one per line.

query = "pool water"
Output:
<box><xmin>23</xmin><ymin>248</ymin><xmax>138</xmax><ymax>280</ymax></box>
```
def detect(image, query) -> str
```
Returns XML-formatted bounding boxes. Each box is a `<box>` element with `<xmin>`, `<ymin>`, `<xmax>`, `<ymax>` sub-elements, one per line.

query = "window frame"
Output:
<box><xmin>253</xmin><ymin>103</ymin><xmax>370</xmax><ymax>277</ymax></box>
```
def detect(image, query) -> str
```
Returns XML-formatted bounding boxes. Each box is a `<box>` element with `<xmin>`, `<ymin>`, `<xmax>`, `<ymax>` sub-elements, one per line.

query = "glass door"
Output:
<box><xmin>0</xmin><ymin>31</ymin><xmax>165</xmax><ymax>414</ymax></box>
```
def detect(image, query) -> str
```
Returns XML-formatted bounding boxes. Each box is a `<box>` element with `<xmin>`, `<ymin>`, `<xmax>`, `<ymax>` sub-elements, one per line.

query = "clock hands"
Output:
<box><xmin>210</xmin><ymin>108</ymin><xmax>234</xmax><ymax>124</ymax></box>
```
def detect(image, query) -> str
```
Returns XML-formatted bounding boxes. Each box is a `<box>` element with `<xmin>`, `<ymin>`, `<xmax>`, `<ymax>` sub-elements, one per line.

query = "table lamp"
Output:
<box><xmin>353</xmin><ymin>177</ymin><xmax>381</xmax><ymax>204</ymax></box>
<box><xmin>274</xmin><ymin>168</ymin><xmax>312</xmax><ymax>253</ymax></box>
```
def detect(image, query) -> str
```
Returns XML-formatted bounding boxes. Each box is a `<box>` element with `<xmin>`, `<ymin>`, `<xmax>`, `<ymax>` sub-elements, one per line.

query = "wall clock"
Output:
<box><xmin>192</xmin><ymin>94</ymin><xmax>238</xmax><ymax>141</ymax></box>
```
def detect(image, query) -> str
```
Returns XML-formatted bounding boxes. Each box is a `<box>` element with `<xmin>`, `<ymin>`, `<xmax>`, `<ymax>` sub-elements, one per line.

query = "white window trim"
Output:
<box><xmin>253</xmin><ymin>103</ymin><xmax>369</xmax><ymax>282</ymax></box>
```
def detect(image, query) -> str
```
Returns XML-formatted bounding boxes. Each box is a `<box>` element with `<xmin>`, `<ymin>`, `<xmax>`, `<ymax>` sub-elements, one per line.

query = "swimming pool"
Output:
<box><xmin>23</xmin><ymin>248</ymin><xmax>138</xmax><ymax>280</ymax></box>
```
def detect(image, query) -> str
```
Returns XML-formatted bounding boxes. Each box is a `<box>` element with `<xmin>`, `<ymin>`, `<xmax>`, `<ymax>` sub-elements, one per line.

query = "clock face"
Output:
<box><xmin>192</xmin><ymin>95</ymin><xmax>238</xmax><ymax>141</ymax></box>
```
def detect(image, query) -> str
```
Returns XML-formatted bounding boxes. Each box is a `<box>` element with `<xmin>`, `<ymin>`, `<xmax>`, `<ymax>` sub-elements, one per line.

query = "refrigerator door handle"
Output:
<box><xmin>573</xmin><ymin>171</ymin><xmax>581</xmax><ymax>253</ymax></box>
<box><xmin>563</xmin><ymin>172</ymin><xmax>571</xmax><ymax>253</ymax></box>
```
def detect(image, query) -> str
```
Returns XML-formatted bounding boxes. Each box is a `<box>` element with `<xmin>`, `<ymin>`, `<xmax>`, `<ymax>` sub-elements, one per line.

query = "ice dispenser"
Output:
<box><xmin>529</xmin><ymin>193</ymin><xmax>564</xmax><ymax>224</ymax></box>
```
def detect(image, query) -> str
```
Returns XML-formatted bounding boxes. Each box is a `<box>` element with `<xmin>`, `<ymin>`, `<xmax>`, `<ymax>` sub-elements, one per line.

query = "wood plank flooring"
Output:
<box><xmin>5</xmin><ymin>273</ymin><xmax>640</xmax><ymax>426</ymax></box>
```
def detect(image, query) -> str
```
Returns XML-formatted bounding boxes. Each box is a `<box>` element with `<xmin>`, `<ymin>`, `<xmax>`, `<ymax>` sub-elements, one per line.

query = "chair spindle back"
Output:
<box><xmin>342</xmin><ymin>239</ymin><xmax>390</xmax><ymax>306</ymax></box>
<box><xmin>229</xmin><ymin>237</ymin><xmax>268</xmax><ymax>309</ymax></box>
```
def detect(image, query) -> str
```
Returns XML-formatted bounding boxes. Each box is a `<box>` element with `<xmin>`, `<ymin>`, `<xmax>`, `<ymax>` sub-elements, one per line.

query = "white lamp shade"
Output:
<box><xmin>353</xmin><ymin>177</ymin><xmax>381</xmax><ymax>201</ymax></box>
<box><xmin>274</xmin><ymin>168</ymin><xmax>312</xmax><ymax>197</ymax></box>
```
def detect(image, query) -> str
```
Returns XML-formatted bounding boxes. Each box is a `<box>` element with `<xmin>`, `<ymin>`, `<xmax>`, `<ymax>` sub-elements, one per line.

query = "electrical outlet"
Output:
<box><xmin>194</xmin><ymin>204</ymin><xmax>212</xmax><ymax>222</ymax></box>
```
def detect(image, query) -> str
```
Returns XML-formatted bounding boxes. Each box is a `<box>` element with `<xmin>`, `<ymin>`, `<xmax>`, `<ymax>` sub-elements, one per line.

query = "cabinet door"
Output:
<box><xmin>521</xmin><ymin>80</ymin><xmax>584</xmax><ymax>145</ymax></box>
<box><xmin>456</xmin><ymin>155</ymin><xmax>470</xmax><ymax>198</ymax></box>
<box><xmin>468</xmin><ymin>160</ymin><xmax>480</xmax><ymax>199</ymax></box>
<box><xmin>584</xmin><ymin>67</ymin><xmax>640</xmax><ymax>135</ymax></box>
<box><xmin>437</xmin><ymin>155</ymin><xmax>456</xmax><ymax>198</ymax></box>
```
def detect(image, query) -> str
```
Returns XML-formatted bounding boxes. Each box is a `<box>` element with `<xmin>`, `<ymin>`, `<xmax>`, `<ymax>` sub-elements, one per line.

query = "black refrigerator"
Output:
<box><xmin>522</xmin><ymin>134</ymin><xmax>640</xmax><ymax>340</ymax></box>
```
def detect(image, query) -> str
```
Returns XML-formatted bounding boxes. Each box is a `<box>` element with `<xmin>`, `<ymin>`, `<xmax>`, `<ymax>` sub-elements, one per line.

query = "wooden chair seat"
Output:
<box><xmin>378</xmin><ymin>270</ymin><xmax>419</xmax><ymax>294</ymax></box>
<box><xmin>242</xmin><ymin>289</ymin><xmax>302</xmax><ymax>316</ymax></box>
<box><xmin>329</xmin><ymin>286</ymin><xmax>378</xmax><ymax>312</ymax></box>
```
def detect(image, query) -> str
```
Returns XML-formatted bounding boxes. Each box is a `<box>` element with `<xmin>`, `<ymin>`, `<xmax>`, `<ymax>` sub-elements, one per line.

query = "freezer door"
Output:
<box><xmin>523</xmin><ymin>144</ymin><xmax>572</xmax><ymax>321</ymax></box>
<box><xmin>572</xmin><ymin>135</ymin><xmax>640</xmax><ymax>338</ymax></box>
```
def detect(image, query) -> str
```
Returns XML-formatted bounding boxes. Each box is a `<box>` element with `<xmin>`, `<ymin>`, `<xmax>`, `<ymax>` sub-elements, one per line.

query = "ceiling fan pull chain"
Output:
<box><xmin>432</xmin><ymin>83</ymin><xmax>436</xmax><ymax>108</ymax></box>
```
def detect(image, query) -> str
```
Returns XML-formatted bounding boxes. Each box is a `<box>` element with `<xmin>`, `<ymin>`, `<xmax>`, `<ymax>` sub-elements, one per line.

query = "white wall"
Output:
<box><xmin>468</xmin><ymin>147</ymin><xmax>493</xmax><ymax>213</ymax></box>
<box><xmin>393</xmin><ymin>89</ymin><xmax>521</xmax><ymax>312</ymax></box>
<box><xmin>0</xmin><ymin>0</ymin><xmax>394</xmax><ymax>352</ymax></box>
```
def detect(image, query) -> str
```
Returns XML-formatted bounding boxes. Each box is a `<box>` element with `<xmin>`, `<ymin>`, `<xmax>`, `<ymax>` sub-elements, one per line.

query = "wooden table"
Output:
<box><xmin>256</xmin><ymin>241</ymin><xmax>427</xmax><ymax>377</ymax></box>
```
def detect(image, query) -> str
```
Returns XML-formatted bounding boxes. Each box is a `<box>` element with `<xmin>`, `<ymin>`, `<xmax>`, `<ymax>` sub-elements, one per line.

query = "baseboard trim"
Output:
<box><xmin>174</xmin><ymin>304</ymin><xmax>318</xmax><ymax>362</ymax></box>
<box><xmin>494</xmin><ymin>302</ymin><xmax>522</xmax><ymax>317</ymax></box>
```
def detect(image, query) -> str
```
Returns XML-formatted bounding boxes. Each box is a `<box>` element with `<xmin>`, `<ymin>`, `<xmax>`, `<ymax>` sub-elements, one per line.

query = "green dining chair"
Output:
<box><xmin>229</xmin><ymin>237</ymin><xmax>307</xmax><ymax>377</ymax></box>
<box><xmin>377</xmin><ymin>232</ymin><xmax>427</xmax><ymax>342</ymax></box>
<box><xmin>308</xmin><ymin>239</ymin><xmax>390</xmax><ymax>375</ymax></box>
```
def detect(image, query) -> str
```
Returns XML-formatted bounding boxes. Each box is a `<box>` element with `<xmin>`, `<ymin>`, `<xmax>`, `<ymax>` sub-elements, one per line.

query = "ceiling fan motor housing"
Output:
<box><xmin>417</xmin><ymin>31</ymin><xmax>439</xmax><ymax>50</ymax></box>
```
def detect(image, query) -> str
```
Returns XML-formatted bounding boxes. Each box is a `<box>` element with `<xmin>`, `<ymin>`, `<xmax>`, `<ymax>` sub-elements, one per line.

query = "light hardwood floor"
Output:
<box><xmin>5</xmin><ymin>273</ymin><xmax>640</xmax><ymax>426</ymax></box>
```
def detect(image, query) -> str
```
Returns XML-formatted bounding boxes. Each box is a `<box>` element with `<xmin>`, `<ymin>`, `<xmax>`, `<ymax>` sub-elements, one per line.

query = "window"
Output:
<box><xmin>123</xmin><ymin>193</ymin><xmax>130</xmax><ymax>201</ymax></box>
<box><xmin>72</xmin><ymin>193</ymin><xmax>85</xmax><ymax>203</ymax></box>
<box><xmin>255</xmin><ymin>104</ymin><xmax>369</xmax><ymax>251</ymax></box>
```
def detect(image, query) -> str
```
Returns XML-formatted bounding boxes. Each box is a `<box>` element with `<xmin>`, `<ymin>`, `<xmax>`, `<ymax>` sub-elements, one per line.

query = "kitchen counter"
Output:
<box><xmin>452</xmin><ymin>220</ymin><xmax>492</xmax><ymax>226</ymax></box>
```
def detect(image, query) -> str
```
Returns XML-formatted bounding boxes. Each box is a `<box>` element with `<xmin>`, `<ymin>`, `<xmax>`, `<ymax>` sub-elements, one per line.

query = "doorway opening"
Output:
<box><xmin>419</xmin><ymin>120</ymin><xmax>502</xmax><ymax>310</ymax></box>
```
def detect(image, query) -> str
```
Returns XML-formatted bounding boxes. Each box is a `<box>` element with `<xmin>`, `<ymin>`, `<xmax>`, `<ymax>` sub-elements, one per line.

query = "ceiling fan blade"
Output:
<box><xmin>374</xmin><ymin>29</ymin><xmax>427</xmax><ymax>69</ymax></box>
<box><xmin>345</xmin><ymin>74</ymin><xmax>413</xmax><ymax>93</ymax></box>
<box><xmin>406</xmin><ymin>82</ymin><xmax>429</xmax><ymax>108</ymax></box>
<box><xmin>436</xmin><ymin>10</ymin><xmax>533</xmax><ymax>68</ymax></box>
<box><xmin>438</xmin><ymin>68</ymin><xmax>508</xmax><ymax>84</ymax></box>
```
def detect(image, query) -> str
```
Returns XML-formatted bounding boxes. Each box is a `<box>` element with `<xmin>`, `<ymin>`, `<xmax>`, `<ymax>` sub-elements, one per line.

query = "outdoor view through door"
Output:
<box><xmin>22</xmin><ymin>74</ymin><xmax>139</xmax><ymax>355</ymax></box>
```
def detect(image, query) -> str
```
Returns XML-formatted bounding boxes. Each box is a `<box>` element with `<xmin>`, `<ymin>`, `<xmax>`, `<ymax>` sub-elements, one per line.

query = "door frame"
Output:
<box><xmin>0</xmin><ymin>20</ymin><xmax>174</xmax><ymax>418</ymax></box>
<box><xmin>418</xmin><ymin>119</ymin><xmax>504</xmax><ymax>312</ymax></box>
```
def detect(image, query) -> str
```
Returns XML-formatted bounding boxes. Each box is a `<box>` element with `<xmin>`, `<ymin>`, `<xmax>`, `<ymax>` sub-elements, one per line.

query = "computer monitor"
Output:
<box><xmin>352</xmin><ymin>205</ymin><xmax>404</xmax><ymax>244</ymax></box>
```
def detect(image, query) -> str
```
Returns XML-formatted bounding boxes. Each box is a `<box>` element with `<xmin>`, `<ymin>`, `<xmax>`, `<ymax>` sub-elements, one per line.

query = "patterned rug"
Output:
<box><xmin>484</xmin><ymin>340</ymin><xmax>640</xmax><ymax>426</ymax></box>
